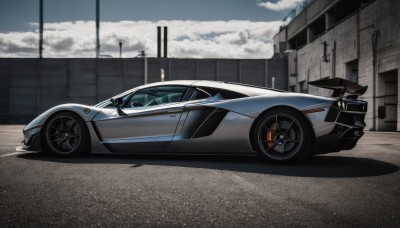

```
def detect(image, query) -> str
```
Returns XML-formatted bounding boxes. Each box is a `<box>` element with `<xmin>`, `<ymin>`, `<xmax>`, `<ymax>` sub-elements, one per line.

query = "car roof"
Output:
<box><xmin>139</xmin><ymin>80</ymin><xmax>284</xmax><ymax>97</ymax></box>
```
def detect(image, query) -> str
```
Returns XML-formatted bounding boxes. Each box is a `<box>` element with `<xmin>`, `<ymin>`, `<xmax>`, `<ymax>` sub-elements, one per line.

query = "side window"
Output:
<box><xmin>190</xmin><ymin>88</ymin><xmax>211</xmax><ymax>101</ymax></box>
<box><xmin>189</xmin><ymin>87</ymin><xmax>245</xmax><ymax>101</ymax></box>
<box><xmin>124</xmin><ymin>86</ymin><xmax>187</xmax><ymax>108</ymax></box>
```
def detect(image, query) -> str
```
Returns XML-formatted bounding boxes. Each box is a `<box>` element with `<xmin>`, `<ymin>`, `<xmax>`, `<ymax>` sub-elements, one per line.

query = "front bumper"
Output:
<box><xmin>21</xmin><ymin>127</ymin><xmax>42</xmax><ymax>152</ymax></box>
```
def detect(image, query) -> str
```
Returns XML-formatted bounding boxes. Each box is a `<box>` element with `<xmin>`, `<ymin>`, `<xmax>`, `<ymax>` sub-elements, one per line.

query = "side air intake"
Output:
<box><xmin>192</xmin><ymin>109</ymin><xmax>229</xmax><ymax>138</ymax></box>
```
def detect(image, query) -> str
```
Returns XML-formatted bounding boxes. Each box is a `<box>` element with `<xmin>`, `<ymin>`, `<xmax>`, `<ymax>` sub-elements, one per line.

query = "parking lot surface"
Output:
<box><xmin>0</xmin><ymin>125</ymin><xmax>399</xmax><ymax>227</ymax></box>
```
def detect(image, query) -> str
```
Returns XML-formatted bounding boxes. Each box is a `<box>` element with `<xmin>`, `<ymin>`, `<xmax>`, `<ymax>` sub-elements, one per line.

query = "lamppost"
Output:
<box><xmin>119</xmin><ymin>41</ymin><xmax>122</xmax><ymax>58</ymax></box>
<box><xmin>96</xmin><ymin>0</ymin><xmax>100</xmax><ymax>58</ymax></box>
<box><xmin>39</xmin><ymin>0</ymin><xmax>43</xmax><ymax>58</ymax></box>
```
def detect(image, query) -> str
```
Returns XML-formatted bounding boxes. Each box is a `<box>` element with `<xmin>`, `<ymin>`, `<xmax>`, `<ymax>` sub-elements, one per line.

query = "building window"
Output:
<box><xmin>299</xmin><ymin>81</ymin><xmax>308</xmax><ymax>93</ymax></box>
<box><xmin>346</xmin><ymin>60</ymin><xmax>358</xmax><ymax>83</ymax></box>
<box><xmin>288</xmin><ymin>29</ymin><xmax>307</xmax><ymax>50</ymax></box>
<box><xmin>289</xmin><ymin>85</ymin><xmax>296</xmax><ymax>92</ymax></box>
<box><xmin>350</xmin><ymin>69</ymin><xmax>358</xmax><ymax>83</ymax></box>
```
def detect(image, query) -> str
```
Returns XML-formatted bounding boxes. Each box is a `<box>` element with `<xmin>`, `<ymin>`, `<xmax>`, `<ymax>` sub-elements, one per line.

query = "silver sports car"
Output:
<box><xmin>21</xmin><ymin>78</ymin><xmax>368</xmax><ymax>163</ymax></box>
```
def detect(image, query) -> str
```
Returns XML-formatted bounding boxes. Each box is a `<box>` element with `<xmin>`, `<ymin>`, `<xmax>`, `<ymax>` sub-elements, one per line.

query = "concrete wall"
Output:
<box><xmin>287</xmin><ymin>0</ymin><xmax>338</xmax><ymax>39</ymax></box>
<box><xmin>293</xmin><ymin>13</ymin><xmax>359</xmax><ymax>95</ymax></box>
<box><xmin>273</xmin><ymin>27</ymin><xmax>287</xmax><ymax>53</ymax></box>
<box><xmin>281</xmin><ymin>0</ymin><xmax>400</xmax><ymax>131</ymax></box>
<box><xmin>0</xmin><ymin>57</ymin><xmax>287</xmax><ymax>124</ymax></box>
<box><xmin>372</xmin><ymin>0</ymin><xmax>400</xmax><ymax>131</ymax></box>
<box><xmin>266</xmin><ymin>57</ymin><xmax>288</xmax><ymax>90</ymax></box>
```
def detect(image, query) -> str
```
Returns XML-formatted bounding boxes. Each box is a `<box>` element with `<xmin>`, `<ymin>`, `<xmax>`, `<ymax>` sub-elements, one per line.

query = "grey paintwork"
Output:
<box><xmin>23</xmin><ymin>80</ymin><xmax>344</xmax><ymax>154</ymax></box>
<box><xmin>170</xmin><ymin>111</ymin><xmax>255</xmax><ymax>153</ymax></box>
<box><xmin>23</xmin><ymin>104</ymin><xmax>102</xmax><ymax>143</ymax></box>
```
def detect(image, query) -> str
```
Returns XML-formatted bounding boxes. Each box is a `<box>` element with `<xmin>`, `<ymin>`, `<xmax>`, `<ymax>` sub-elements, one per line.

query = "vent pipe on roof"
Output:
<box><xmin>157</xmin><ymin>26</ymin><xmax>168</xmax><ymax>58</ymax></box>
<box><xmin>163</xmin><ymin>26</ymin><xmax>168</xmax><ymax>58</ymax></box>
<box><xmin>157</xmin><ymin>26</ymin><xmax>161</xmax><ymax>58</ymax></box>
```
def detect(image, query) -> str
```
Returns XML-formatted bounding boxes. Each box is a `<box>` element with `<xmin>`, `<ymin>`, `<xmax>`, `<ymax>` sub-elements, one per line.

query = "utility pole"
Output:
<box><xmin>119</xmin><ymin>41</ymin><xmax>122</xmax><ymax>58</ymax></box>
<box><xmin>39</xmin><ymin>0</ymin><xmax>43</xmax><ymax>58</ymax></box>
<box><xmin>96</xmin><ymin>0</ymin><xmax>100</xmax><ymax>58</ymax></box>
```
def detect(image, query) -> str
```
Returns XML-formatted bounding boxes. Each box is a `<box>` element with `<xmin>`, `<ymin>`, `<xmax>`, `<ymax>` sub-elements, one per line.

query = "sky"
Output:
<box><xmin>0</xmin><ymin>0</ymin><xmax>305</xmax><ymax>58</ymax></box>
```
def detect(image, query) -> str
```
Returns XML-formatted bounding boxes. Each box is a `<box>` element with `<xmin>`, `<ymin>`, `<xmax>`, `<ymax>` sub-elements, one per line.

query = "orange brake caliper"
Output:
<box><xmin>266</xmin><ymin>123</ymin><xmax>276</xmax><ymax>148</ymax></box>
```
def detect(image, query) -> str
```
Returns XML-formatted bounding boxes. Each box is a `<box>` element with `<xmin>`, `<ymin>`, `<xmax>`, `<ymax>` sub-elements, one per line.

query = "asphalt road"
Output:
<box><xmin>0</xmin><ymin>125</ymin><xmax>399</xmax><ymax>227</ymax></box>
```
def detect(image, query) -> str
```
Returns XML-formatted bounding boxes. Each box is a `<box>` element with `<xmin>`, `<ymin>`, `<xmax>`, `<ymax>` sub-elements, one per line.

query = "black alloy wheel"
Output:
<box><xmin>253</xmin><ymin>108</ymin><xmax>313</xmax><ymax>163</ymax></box>
<box><xmin>43</xmin><ymin>112</ymin><xmax>89</xmax><ymax>157</ymax></box>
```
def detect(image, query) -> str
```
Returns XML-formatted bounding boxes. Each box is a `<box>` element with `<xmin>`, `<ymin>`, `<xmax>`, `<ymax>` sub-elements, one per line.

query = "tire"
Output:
<box><xmin>252</xmin><ymin>108</ymin><xmax>313</xmax><ymax>164</ymax></box>
<box><xmin>42</xmin><ymin>112</ymin><xmax>90</xmax><ymax>157</ymax></box>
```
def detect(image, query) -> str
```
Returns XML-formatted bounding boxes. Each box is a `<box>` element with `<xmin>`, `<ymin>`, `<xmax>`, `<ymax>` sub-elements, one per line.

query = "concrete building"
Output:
<box><xmin>273</xmin><ymin>0</ymin><xmax>400</xmax><ymax>131</ymax></box>
<box><xmin>0</xmin><ymin>57</ymin><xmax>287</xmax><ymax>123</ymax></box>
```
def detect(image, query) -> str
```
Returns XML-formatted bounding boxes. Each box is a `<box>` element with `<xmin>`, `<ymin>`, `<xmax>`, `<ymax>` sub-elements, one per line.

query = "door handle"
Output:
<box><xmin>167</xmin><ymin>108</ymin><xmax>183</xmax><ymax>113</ymax></box>
<box><xmin>167</xmin><ymin>108</ymin><xmax>183</xmax><ymax>117</ymax></box>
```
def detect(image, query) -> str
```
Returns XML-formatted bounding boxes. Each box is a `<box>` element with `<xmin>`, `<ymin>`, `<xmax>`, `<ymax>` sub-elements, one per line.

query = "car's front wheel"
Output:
<box><xmin>43</xmin><ymin>112</ymin><xmax>89</xmax><ymax>157</ymax></box>
<box><xmin>252</xmin><ymin>108</ymin><xmax>313</xmax><ymax>164</ymax></box>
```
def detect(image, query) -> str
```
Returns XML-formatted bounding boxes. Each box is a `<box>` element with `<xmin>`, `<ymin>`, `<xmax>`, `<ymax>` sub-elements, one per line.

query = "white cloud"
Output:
<box><xmin>257</xmin><ymin>0</ymin><xmax>304</xmax><ymax>11</ymax></box>
<box><xmin>0</xmin><ymin>20</ymin><xmax>280</xmax><ymax>59</ymax></box>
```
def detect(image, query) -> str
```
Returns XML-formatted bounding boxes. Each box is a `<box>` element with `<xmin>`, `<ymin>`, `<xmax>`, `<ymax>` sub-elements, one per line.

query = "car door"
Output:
<box><xmin>95</xmin><ymin>86</ymin><xmax>189</xmax><ymax>153</ymax></box>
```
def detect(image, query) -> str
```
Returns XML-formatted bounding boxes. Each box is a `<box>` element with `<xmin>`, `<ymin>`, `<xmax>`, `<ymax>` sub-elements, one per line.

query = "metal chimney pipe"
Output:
<box><xmin>163</xmin><ymin>26</ymin><xmax>168</xmax><ymax>58</ymax></box>
<box><xmin>96</xmin><ymin>0</ymin><xmax>100</xmax><ymax>58</ymax></box>
<box><xmin>157</xmin><ymin>26</ymin><xmax>161</xmax><ymax>58</ymax></box>
<box><xmin>39</xmin><ymin>0</ymin><xmax>43</xmax><ymax>58</ymax></box>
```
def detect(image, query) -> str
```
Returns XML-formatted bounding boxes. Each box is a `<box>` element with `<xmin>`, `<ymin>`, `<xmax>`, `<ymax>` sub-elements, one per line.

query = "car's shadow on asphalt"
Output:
<box><xmin>18</xmin><ymin>152</ymin><xmax>398</xmax><ymax>178</ymax></box>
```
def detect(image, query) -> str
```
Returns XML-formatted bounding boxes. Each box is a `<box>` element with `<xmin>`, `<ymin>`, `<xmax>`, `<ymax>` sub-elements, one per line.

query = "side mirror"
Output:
<box><xmin>110</xmin><ymin>98</ymin><xmax>127</xmax><ymax>116</ymax></box>
<box><xmin>110</xmin><ymin>97</ymin><xmax>123</xmax><ymax>107</ymax></box>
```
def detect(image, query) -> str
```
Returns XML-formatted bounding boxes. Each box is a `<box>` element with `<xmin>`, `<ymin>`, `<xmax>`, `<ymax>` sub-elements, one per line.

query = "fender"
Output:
<box><xmin>24</xmin><ymin>104</ymin><xmax>105</xmax><ymax>131</ymax></box>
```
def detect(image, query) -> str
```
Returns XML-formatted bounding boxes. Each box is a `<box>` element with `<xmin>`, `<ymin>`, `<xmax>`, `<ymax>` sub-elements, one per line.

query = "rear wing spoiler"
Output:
<box><xmin>308</xmin><ymin>78</ymin><xmax>368</xmax><ymax>99</ymax></box>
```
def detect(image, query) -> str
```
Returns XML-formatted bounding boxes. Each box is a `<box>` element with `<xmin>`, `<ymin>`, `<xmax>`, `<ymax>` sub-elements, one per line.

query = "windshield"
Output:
<box><xmin>94</xmin><ymin>88</ymin><xmax>138</xmax><ymax>108</ymax></box>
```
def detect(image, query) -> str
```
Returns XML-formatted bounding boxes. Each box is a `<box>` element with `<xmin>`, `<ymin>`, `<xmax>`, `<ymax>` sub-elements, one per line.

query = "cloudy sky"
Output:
<box><xmin>0</xmin><ymin>0</ymin><xmax>305</xmax><ymax>58</ymax></box>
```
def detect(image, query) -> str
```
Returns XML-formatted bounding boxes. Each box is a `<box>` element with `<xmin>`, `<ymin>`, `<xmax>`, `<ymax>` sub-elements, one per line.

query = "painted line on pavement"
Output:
<box><xmin>0</xmin><ymin>147</ymin><xmax>38</xmax><ymax>158</ymax></box>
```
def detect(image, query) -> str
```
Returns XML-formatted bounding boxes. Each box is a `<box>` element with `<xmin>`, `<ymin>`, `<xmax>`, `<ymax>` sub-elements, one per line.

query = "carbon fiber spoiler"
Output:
<box><xmin>308</xmin><ymin>78</ymin><xmax>368</xmax><ymax>99</ymax></box>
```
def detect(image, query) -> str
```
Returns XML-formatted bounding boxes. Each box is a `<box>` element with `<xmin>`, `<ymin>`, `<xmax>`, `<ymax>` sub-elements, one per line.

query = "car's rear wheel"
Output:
<box><xmin>252</xmin><ymin>108</ymin><xmax>313</xmax><ymax>164</ymax></box>
<box><xmin>43</xmin><ymin>112</ymin><xmax>89</xmax><ymax>157</ymax></box>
